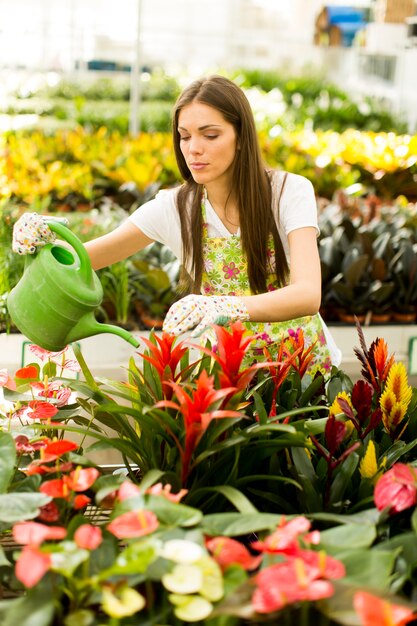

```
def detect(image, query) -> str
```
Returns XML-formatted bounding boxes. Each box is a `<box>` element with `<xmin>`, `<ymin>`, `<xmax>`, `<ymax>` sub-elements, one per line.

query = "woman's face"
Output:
<box><xmin>177</xmin><ymin>101</ymin><xmax>238</xmax><ymax>189</ymax></box>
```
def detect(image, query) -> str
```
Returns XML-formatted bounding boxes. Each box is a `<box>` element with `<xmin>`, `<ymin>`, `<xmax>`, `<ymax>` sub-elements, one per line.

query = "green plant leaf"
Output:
<box><xmin>0</xmin><ymin>584</ymin><xmax>55</xmax><ymax>626</ymax></box>
<box><xmin>0</xmin><ymin>493</ymin><xmax>51</xmax><ymax>523</ymax></box>
<box><xmin>341</xmin><ymin>548</ymin><xmax>397</xmax><ymax>590</ymax></box>
<box><xmin>201</xmin><ymin>512</ymin><xmax>282</xmax><ymax>536</ymax></box>
<box><xmin>0</xmin><ymin>432</ymin><xmax>16</xmax><ymax>494</ymax></box>
<box><xmin>319</xmin><ymin>523</ymin><xmax>376</xmax><ymax>552</ymax></box>
<box><xmin>192</xmin><ymin>486</ymin><xmax>258</xmax><ymax>514</ymax></box>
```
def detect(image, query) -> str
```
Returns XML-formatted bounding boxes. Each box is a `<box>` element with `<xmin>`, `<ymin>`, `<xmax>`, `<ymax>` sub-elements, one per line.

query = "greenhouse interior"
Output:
<box><xmin>1</xmin><ymin>1</ymin><xmax>417</xmax><ymax>624</ymax></box>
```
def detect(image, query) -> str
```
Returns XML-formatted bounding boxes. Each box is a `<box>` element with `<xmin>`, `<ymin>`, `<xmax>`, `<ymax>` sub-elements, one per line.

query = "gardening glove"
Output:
<box><xmin>162</xmin><ymin>294</ymin><xmax>250</xmax><ymax>337</ymax></box>
<box><xmin>12</xmin><ymin>212</ymin><xmax>68</xmax><ymax>255</ymax></box>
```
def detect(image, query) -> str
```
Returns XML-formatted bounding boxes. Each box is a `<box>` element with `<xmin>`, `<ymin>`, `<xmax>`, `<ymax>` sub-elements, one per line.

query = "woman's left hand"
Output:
<box><xmin>162</xmin><ymin>294</ymin><xmax>249</xmax><ymax>337</ymax></box>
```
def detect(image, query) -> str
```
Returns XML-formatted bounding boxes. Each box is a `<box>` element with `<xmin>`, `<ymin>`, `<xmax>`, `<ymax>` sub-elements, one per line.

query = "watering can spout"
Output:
<box><xmin>66</xmin><ymin>313</ymin><xmax>140</xmax><ymax>349</ymax></box>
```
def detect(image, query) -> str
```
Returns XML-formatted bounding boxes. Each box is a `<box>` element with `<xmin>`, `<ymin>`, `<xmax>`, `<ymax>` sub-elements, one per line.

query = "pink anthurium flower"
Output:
<box><xmin>74</xmin><ymin>524</ymin><xmax>103</xmax><ymax>550</ymax></box>
<box><xmin>0</xmin><ymin>368</ymin><xmax>16</xmax><ymax>390</ymax></box>
<box><xmin>206</xmin><ymin>536</ymin><xmax>263</xmax><ymax>571</ymax></box>
<box><xmin>15</xmin><ymin>545</ymin><xmax>52</xmax><ymax>588</ymax></box>
<box><xmin>374</xmin><ymin>463</ymin><xmax>417</xmax><ymax>514</ymax></box>
<box><xmin>107</xmin><ymin>510</ymin><xmax>159</xmax><ymax>539</ymax></box>
<box><xmin>354</xmin><ymin>590</ymin><xmax>416</xmax><ymax>625</ymax></box>
<box><xmin>251</xmin><ymin>516</ymin><xmax>313</xmax><ymax>555</ymax></box>
<box><xmin>145</xmin><ymin>482</ymin><xmax>188</xmax><ymax>503</ymax></box>
<box><xmin>253</xmin><ymin>558</ymin><xmax>335</xmax><ymax>613</ymax></box>
<box><xmin>13</xmin><ymin>521</ymin><xmax>67</xmax><ymax>546</ymax></box>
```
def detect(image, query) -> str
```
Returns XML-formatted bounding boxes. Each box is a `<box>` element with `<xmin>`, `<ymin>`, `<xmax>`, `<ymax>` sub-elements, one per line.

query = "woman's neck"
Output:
<box><xmin>204</xmin><ymin>185</ymin><xmax>240</xmax><ymax>232</ymax></box>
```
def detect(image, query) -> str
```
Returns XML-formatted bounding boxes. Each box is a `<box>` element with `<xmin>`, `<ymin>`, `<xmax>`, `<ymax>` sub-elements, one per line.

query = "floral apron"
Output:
<box><xmin>200</xmin><ymin>202</ymin><xmax>333</xmax><ymax>376</ymax></box>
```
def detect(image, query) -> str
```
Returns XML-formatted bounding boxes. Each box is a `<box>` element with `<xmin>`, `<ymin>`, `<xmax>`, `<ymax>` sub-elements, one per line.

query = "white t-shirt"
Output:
<box><xmin>128</xmin><ymin>171</ymin><xmax>319</xmax><ymax>270</ymax></box>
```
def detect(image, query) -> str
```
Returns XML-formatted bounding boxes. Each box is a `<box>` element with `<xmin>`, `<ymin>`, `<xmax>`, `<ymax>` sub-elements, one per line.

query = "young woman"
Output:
<box><xmin>13</xmin><ymin>75</ymin><xmax>341</xmax><ymax>374</ymax></box>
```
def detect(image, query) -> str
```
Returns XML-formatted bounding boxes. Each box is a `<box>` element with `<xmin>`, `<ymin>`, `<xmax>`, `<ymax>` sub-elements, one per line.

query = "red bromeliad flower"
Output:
<box><xmin>354</xmin><ymin>590</ymin><xmax>416</xmax><ymax>626</ymax></box>
<box><xmin>353</xmin><ymin>327</ymin><xmax>394</xmax><ymax>394</ymax></box>
<box><xmin>263</xmin><ymin>339</ymin><xmax>304</xmax><ymax>418</ymax></box>
<box><xmin>156</xmin><ymin>370</ymin><xmax>242</xmax><ymax>482</ymax></box>
<box><xmin>139</xmin><ymin>332</ymin><xmax>190</xmax><ymax>399</ymax></box>
<box><xmin>206</xmin><ymin>536</ymin><xmax>263</xmax><ymax>571</ymax></box>
<box><xmin>191</xmin><ymin>321</ymin><xmax>260</xmax><ymax>391</ymax></box>
<box><xmin>107</xmin><ymin>510</ymin><xmax>159</xmax><ymax>539</ymax></box>
<box><xmin>284</xmin><ymin>327</ymin><xmax>317</xmax><ymax>379</ymax></box>
<box><xmin>74</xmin><ymin>524</ymin><xmax>103</xmax><ymax>550</ymax></box>
<box><xmin>374</xmin><ymin>463</ymin><xmax>417</xmax><ymax>514</ymax></box>
<box><xmin>337</xmin><ymin>380</ymin><xmax>383</xmax><ymax>440</ymax></box>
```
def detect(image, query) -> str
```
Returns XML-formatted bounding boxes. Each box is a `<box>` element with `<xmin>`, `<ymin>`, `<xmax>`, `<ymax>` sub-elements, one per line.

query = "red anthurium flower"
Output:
<box><xmin>15</xmin><ymin>365</ymin><xmax>39</xmax><ymax>380</ymax></box>
<box><xmin>253</xmin><ymin>558</ymin><xmax>335</xmax><ymax>613</ymax></box>
<box><xmin>107</xmin><ymin>510</ymin><xmax>159</xmax><ymax>539</ymax></box>
<box><xmin>251</xmin><ymin>516</ymin><xmax>312</xmax><ymax>554</ymax></box>
<box><xmin>28</xmin><ymin>401</ymin><xmax>58</xmax><ymax>420</ymax></box>
<box><xmin>354</xmin><ymin>590</ymin><xmax>416</xmax><ymax>626</ymax></box>
<box><xmin>206</xmin><ymin>536</ymin><xmax>263</xmax><ymax>571</ymax></box>
<box><xmin>15</xmin><ymin>545</ymin><xmax>52</xmax><ymax>588</ymax></box>
<box><xmin>157</xmin><ymin>370</ymin><xmax>242</xmax><ymax>482</ymax></box>
<box><xmin>74</xmin><ymin>524</ymin><xmax>103</xmax><ymax>550</ymax></box>
<box><xmin>68</xmin><ymin>467</ymin><xmax>100</xmax><ymax>491</ymax></box>
<box><xmin>43</xmin><ymin>439</ymin><xmax>78</xmax><ymax>457</ymax></box>
<box><xmin>14</xmin><ymin>435</ymin><xmax>49</xmax><ymax>454</ymax></box>
<box><xmin>295</xmin><ymin>549</ymin><xmax>345</xmax><ymax>580</ymax></box>
<box><xmin>374</xmin><ymin>463</ymin><xmax>417</xmax><ymax>514</ymax></box>
<box><xmin>37</xmin><ymin>501</ymin><xmax>60</xmax><ymax>523</ymax></box>
<box><xmin>73</xmin><ymin>494</ymin><xmax>91</xmax><ymax>509</ymax></box>
<box><xmin>40</xmin><ymin>478</ymin><xmax>69</xmax><ymax>499</ymax></box>
<box><xmin>13</xmin><ymin>521</ymin><xmax>67</xmax><ymax>546</ymax></box>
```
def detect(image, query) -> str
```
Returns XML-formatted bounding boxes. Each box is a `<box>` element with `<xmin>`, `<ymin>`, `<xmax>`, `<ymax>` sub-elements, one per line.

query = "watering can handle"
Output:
<box><xmin>45</xmin><ymin>220</ymin><xmax>94</xmax><ymax>286</ymax></box>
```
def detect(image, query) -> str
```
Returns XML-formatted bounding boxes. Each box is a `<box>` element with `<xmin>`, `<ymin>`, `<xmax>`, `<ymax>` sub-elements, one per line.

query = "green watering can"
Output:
<box><xmin>7</xmin><ymin>220</ymin><xmax>140</xmax><ymax>351</ymax></box>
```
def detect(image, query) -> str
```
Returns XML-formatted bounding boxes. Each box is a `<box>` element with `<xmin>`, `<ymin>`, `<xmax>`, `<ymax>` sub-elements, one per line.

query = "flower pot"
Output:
<box><xmin>371</xmin><ymin>312</ymin><xmax>392</xmax><ymax>324</ymax></box>
<box><xmin>392</xmin><ymin>311</ymin><xmax>417</xmax><ymax>323</ymax></box>
<box><xmin>337</xmin><ymin>311</ymin><xmax>366</xmax><ymax>324</ymax></box>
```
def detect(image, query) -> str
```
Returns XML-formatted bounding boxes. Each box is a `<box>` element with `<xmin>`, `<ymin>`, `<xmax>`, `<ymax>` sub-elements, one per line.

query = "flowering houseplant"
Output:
<box><xmin>1</xmin><ymin>322</ymin><xmax>417</xmax><ymax>624</ymax></box>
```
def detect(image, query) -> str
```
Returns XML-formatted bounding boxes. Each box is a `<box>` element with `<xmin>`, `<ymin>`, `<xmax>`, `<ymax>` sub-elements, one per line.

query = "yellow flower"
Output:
<box><xmin>101</xmin><ymin>585</ymin><xmax>145</xmax><ymax>618</ymax></box>
<box><xmin>329</xmin><ymin>391</ymin><xmax>353</xmax><ymax>417</ymax></box>
<box><xmin>380</xmin><ymin>362</ymin><xmax>412</xmax><ymax>437</ymax></box>
<box><xmin>359</xmin><ymin>440</ymin><xmax>378</xmax><ymax>480</ymax></box>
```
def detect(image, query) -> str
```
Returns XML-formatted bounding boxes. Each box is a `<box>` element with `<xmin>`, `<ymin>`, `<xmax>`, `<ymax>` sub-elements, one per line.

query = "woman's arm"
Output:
<box><xmin>85</xmin><ymin>221</ymin><xmax>154</xmax><ymax>270</ymax></box>
<box><xmin>241</xmin><ymin>226</ymin><xmax>321</xmax><ymax>322</ymax></box>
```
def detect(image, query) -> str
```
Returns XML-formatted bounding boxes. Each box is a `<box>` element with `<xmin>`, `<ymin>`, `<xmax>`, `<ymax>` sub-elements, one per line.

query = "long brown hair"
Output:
<box><xmin>172</xmin><ymin>75</ymin><xmax>289</xmax><ymax>294</ymax></box>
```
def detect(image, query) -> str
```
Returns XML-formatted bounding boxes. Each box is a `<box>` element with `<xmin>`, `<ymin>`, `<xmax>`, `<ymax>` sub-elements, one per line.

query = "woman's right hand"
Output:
<box><xmin>12</xmin><ymin>213</ymin><xmax>68</xmax><ymax>255</ymax></box>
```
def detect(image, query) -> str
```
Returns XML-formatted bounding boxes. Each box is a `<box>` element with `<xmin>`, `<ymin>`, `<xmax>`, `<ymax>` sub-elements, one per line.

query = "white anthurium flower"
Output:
<box><xmin>160</xmin><ymin>539</ymin><xmax>204</xmax><ymax>564</ymax></box>
<box><xmin>162</xmin><ymin>564</ymin><xmax>203</xmax><ymax>594</ymax></box>
<box><xmin>169</xmin><ymin>594</ymin><xmax>213</xmax><ymax>622</ymax></box>
<box><xmin>101</xmin><ymin>586</ymin><xmax>145</xmax><ymax>618</ymax></box>
<box><xmin>196</xmin><ymin>556</ymin><xmax>224</xmax><ymax>602</ymax></box>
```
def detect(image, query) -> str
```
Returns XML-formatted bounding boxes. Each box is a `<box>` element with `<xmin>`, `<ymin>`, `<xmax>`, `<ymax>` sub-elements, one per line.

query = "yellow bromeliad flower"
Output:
<box><xmin>330</xmin><ymin>392</ymin><xmax>354</xmax><ymax>439</ymax></box>
<box><xmin>379</xmin><ymin>362</ymin><xmax>413</xmax><ymax>438</ymax></box>
<box><xmin>330</xmin><ymin>392</ymin><xmax>353</xmax><ymax>416</ymax></box>
<box><xmin>359</xmin><ymin>440</ymin><xmax>387</xmax><ymax>483</ymax></box>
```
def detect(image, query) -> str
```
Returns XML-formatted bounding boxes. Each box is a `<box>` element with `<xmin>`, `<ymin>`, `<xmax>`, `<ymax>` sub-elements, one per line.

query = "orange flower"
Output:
<box><xmin>354</xmin><ymin>590</ymin><xmax>416</xmax><ymax>625</ymax></box>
